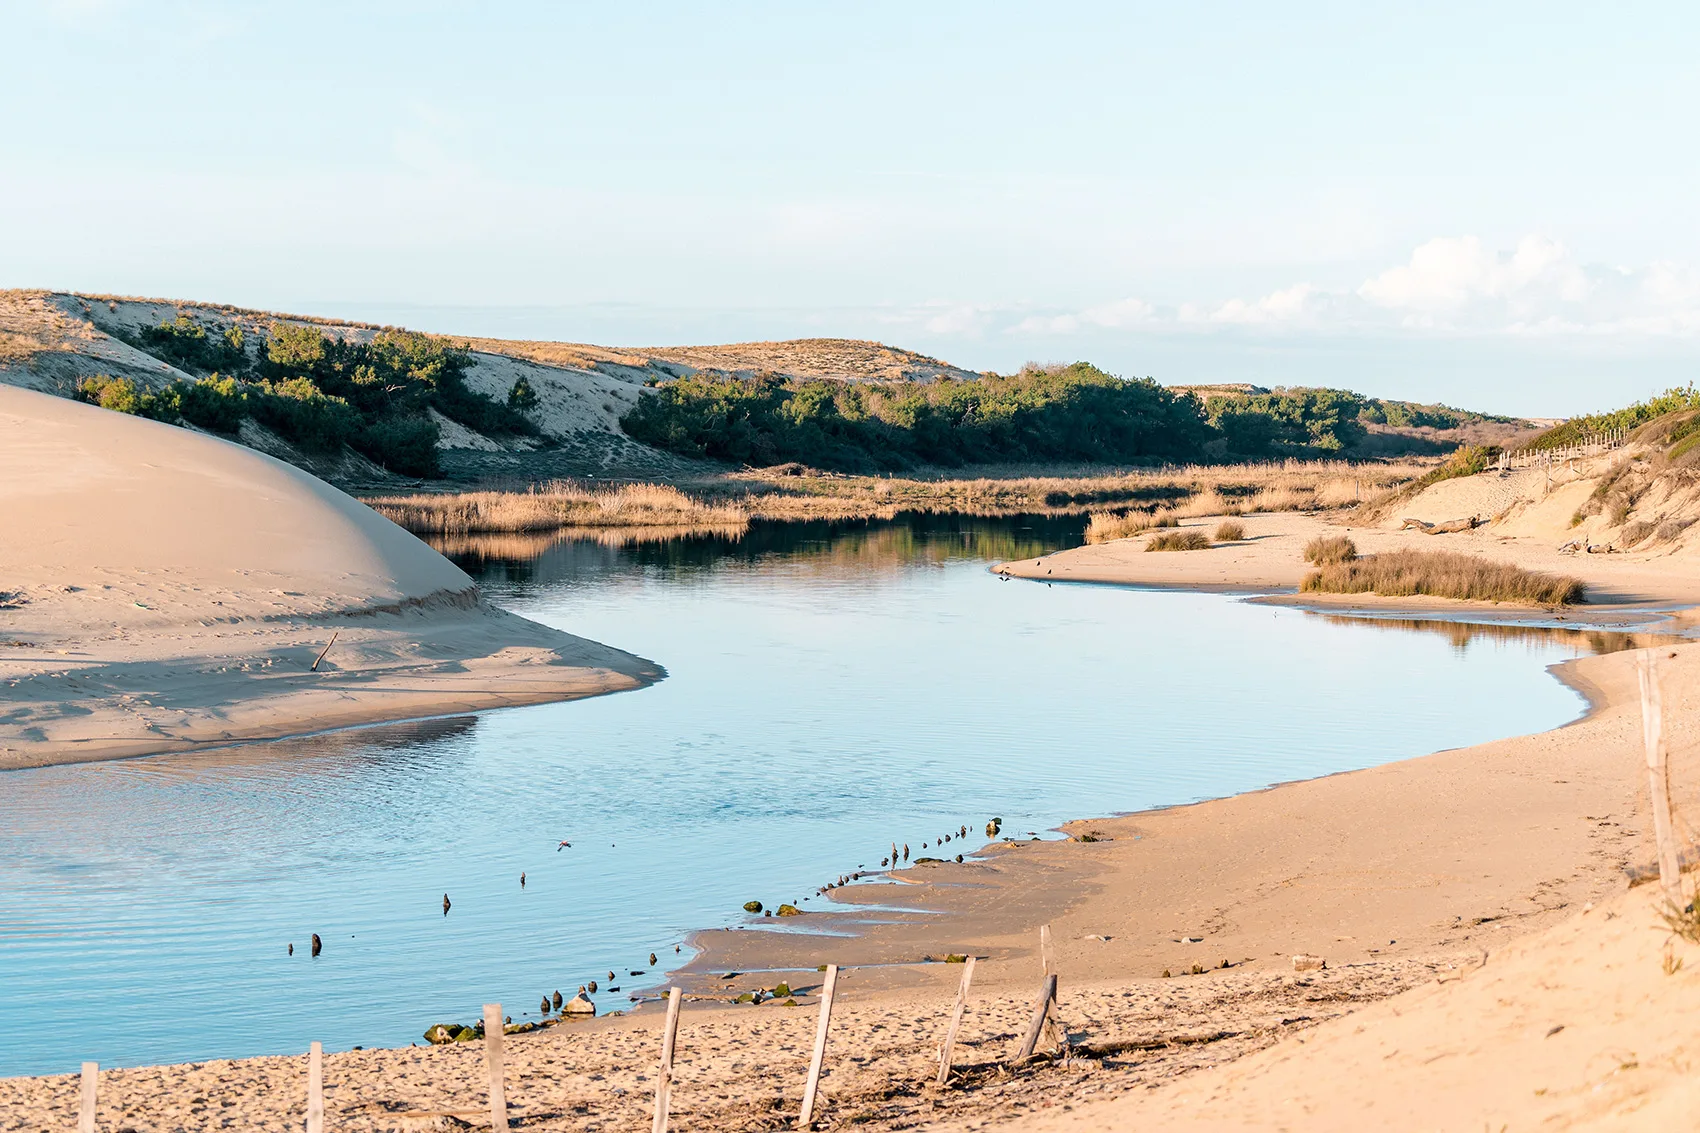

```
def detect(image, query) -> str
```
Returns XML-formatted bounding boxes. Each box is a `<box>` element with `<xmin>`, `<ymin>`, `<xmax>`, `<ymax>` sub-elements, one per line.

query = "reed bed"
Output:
<box><xmin>370</xmin><ymin>482</ymin><xmax>749</xmax><ymax>534</ymax></box>
<box><xmin>1301</xmin><ymin>550</ymin><xmax>1585</xmax><ymax>606</ymax></box>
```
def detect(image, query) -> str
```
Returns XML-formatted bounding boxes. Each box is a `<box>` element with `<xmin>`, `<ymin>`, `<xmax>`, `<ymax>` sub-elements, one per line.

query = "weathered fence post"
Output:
<box><xmin>799</xmin><ymin>964</ymin><xmax>839</xmax><ymax>1128</ymax></box>
<box><xmin>651</xmin><ymin>987</ymin><xmax>682</xmax><ymax>1133</ymax></box>
<box><xmin>1013</xmin><ymin>973</ymin><xmax>1058</xmax><ymax>1063</ymax></box>
<box><xmin>1039</xmin><ymin>924</ymin><xmax>1053</xmax><ymax>979</ymax></box>
<box><xmin>936</xmin><ymin>956</ymin><xmax>976</xmax><ymax>1087</ymax></box>
<box><xmin>79</xmin><ymin>1062</ymin><xmax>97</xmax><ymax>1133</ymax></box>
<box><xmin>306</xmin><ymin>1043</ymin><xmax>324</xmax><ymax>1133</ymax></box>
<box><xmin>483</xmin><ymin>1003</ymin><xmax>509</xmax><ymax>1131</ymax></box>
<box><xmin>1639</xmin><ymin>650</ymin><xmax>1682</xmax><ymax>906</ymax></box>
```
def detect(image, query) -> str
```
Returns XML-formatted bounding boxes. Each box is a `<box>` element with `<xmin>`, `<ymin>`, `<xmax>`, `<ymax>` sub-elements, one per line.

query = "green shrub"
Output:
<box><xmin>175</xmin><ymin>375</ymin><xmax>247</xmax><ymax>433</ymax></box>
<box><xmin>131</xmin><ymin>315</ymin><xmax>249</xmax><ymax>374</ymax></box>
<box><xmin>1524</xmin><ymin>386</ymin><xmax>1700</xmax><ymax>451</ymax></box>
<box><xmin>358</xmin><ymin>415</ymin><xmax>441</xmax><ymax>477</ymax></box>
<box><xmin>250</xmin><ymin>378</ymin><xmax>361</xmax><ymax>452</ymax></box>
<box><xmin>1146</xmin><ymin>529</ymin><xmax>1211</xmax><ymax>551</ymax></box>
<box><xmin>1303</xmin><ymin>534</ymin><xmax>1358</xmax><ymax>565</ymax></box>
<box><xmin>508</xmin><ymin>376</ymin><xmax>539</xmax><ymax>411</ymax></box>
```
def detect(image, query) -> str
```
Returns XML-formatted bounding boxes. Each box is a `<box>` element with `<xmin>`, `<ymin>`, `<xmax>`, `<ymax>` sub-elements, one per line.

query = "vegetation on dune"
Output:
<box><xmin>1523</xmin><ymin>386</ymin><xmax>1700</xmax><ymax>451</ymax></box>
<box><xmin>368</xmin><ymin>482</ymin><xmax>748</xmax><ymax>534</ymax></box>
<box><xmin>621</xmin><ymin>364</ymin><xmax>1210</xmax><ymax>471</ymax></box>
<box><xmin>1301</xmin><ymin>550</ymin><xmax>1584</xmax><ymax>606</ymax></box>
<box><xmin>92</xmin><ymin>313</ymin><xmax>538</xmax><ymax>476</ymax></box>
<box><xmin>1213</xmin><ymin>520</ymin><xmax>1245</xmax><ymax>541</ymax></box>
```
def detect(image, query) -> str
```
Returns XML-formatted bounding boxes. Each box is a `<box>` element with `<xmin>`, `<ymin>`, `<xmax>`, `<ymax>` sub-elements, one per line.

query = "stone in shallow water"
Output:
<box><xmin>564</xmin><ymin>992</ymin><xmax>596</xmax><ymax>1015</ymax></box>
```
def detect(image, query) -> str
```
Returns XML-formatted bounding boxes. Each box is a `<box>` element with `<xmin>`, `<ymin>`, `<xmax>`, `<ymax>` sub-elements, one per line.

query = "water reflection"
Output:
<box><xmin>1310</xmin><ymin>613</ymin><xmax>1684</xmax><ymax>656</ymax></box>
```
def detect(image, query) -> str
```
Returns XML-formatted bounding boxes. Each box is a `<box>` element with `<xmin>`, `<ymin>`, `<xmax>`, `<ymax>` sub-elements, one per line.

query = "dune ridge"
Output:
<box><xmin>0</xmin><ymin>384</ymin><xmax>659</xmax><ymax>770</ymax></box>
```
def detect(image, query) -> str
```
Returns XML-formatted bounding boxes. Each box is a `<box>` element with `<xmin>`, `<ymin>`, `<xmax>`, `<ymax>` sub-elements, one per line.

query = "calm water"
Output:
<box><xmin>0</xmin><ymin>514</ymin><xmax>1604</xmax><ymax>1077</ymax></box>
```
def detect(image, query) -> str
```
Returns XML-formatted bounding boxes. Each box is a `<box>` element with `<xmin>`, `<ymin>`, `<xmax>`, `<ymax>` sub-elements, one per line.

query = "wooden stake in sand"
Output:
<box><xmin>1639</xmin><ymin>650</ymin><xmax>1683</xmax><ymax>906</ymax></box>
<box><xmin>1013</xmin><ymin>973</ymin><xmax>1058</xmax><ymax>1063</ymax></box>
<box><xmin>310</xmin><ymin>630</ymin><xmax>339</xmax><ymax>672</ymax></box>
<box><xmin>1039</xmin><ymin>923</ymin><xmax>1053</xmax><ymax>979</ymax></box>
<box><xmin>936</xmin><ymin>956</ymin><xmax>977</xmax><ymax>1087</ymax></box>
<box><xmin>79</xmin><ymin>1062</ymin><xmax>97</xmax><ymax>1133</ymax></box>
<box><xmin>484</xmin><ymin>1004</ymin><xmax>509</xmax><ymax>1130</ymax></box>
<box><xmin>799</xmin><ymin>964</ymin><xmax>839</xmax><ymax>1128</ymax></box>
<box><xmin>306</xmin><ymin>1043</ymin><xmax>324</xmax><ymax>1133</ymax></box>
<box><xmin>651</xmin><ymin>986</ymin><xmax>683</xmax><ymax>1133</ymax></box>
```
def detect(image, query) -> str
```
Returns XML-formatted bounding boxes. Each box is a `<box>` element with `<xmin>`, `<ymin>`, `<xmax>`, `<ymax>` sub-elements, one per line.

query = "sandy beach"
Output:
<box><xmin>0</xmin><ymin>385</ymin><xmax>659</xmax><ymax>770</ymax></box>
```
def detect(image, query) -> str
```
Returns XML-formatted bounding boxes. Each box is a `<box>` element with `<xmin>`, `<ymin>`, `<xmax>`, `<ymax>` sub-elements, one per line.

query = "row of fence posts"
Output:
<box><xmin>1502</xmin><ymin>426</ymin><xmax>1628</xmax><ymax>472</ymax></box>
<box><xmin>67</xmin><ymin>925</ymin><xmax>1072</xmax><ymax>1132</ymax></box>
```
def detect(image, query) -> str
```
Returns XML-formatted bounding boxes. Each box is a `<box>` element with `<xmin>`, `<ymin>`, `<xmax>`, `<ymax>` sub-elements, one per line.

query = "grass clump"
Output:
<box><xmin>1213</xmin><ymin>520</ymin><xmax>1245</xmax><ymax>541</ymax></box>
<box><xmin>1301</xmin><ymin>550</ymin><xmax>1585</xmax><ymax>606</ymax></box>
<box><xmin>1303</xmin><ymin>534</ymin><xmax>1358</xmax><ymax>565</ymax></box>
<box><xmin>1146</xmin><ymin>529</ymin><xmax>1211</xmax><ymax>552</ymax></box>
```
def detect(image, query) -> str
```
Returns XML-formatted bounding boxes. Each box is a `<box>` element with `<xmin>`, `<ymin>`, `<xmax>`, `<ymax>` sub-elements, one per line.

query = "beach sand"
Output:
<box><xmin>0</xmin><ymin>385</ymin><xmax>659</xmax><ymax>770</ymax></box>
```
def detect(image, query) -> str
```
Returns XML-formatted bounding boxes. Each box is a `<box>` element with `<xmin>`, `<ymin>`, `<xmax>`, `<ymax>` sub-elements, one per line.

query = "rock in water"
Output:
<box><xmin>442</xmin><ymin>893</ymin><xmax>451</xmax><ymax>915</ymax></box>
<box><xmin>649</xmin><ymin>952</ymin><xmax>658</xmax><ymax>965</ymax></box>
<box><xmin>743</xmin><ymin>900</ymin><xmax>763</xmax><ymax>914</ymax></box>
<box><xmin>540</xmin><ymin>996</ymin><xmax>550</xmax><ymax>1014</ymax></box>
<box><xmin>776</xmin><ymin>904</ymin><xmax>801</xmax><ymax>916</ymax></box>
<box><xmin>310</xmin><ymin>933</ymin><xmax>322</xmax><ymax>957</ymax></box>
<box><xmin>287</xmin><ymin>943</ymin><xmax>293</xmax><ymax>956</ymax></box>
<box><xmin>553</xmin><ymin>990</ymin><xmax>563</xmax><ymax>1010</ymax></box>
<box><xmin>564</xmin><ymin>992</ymin><xmax>596</xmax><ymax>1016</ymax></box>
<box><xmin>588</xmin><ymin>980</ymin><xmax>598</xmax><ymax>993</ymax></box>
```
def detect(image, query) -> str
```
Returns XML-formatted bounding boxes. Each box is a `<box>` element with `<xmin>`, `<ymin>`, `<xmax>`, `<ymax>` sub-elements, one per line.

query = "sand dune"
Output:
<box><xmin>0</xmin><ymin>385</ymin><xmax>659</xmax><ymax>769</ymax></box>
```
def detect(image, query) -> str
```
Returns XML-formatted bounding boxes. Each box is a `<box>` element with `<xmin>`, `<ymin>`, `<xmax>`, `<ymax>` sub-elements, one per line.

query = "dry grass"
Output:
<box><xmin>1146</xmin><ymin>529</ymin><xmax>1212</xmax><ymax>552</ymax></box>
<box><xmin>1214</xmin><ymin>521</ymin><xmax>1245</xmax><ymax>542</ymax></box>
<box><xmin>369</xmin><ymin>482</ymin><xmax>749</xmax><ymax>534</ymax></box>
<box><xmin>714</xmin><ymin>459</ymin><xmax>1431</xmax><ymax>524</ymax></box>
<box><xmin>1304</xmin><ymin>535</ymin><xmax>1359</xmax><ymax>565</ymax></box>
<box><xmin>1085</xmin><ymin>510</ymin><xmax>1179</xmax><ymax>543</ymax></box>
<box><xmin>1301</xmin><ymin>550</ymin><xmax>1586</xmax><ymax>606</ymax></box>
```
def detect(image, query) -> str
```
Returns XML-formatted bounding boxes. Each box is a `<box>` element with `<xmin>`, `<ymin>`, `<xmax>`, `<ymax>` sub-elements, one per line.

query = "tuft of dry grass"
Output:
<box><xmin>369</xmin><ymin>482</ymin><xmax>748</xmax><ymax>534</ymax></box>
<box><xmin>1300</xmin><ymin>550</ymin><xmax>1585</xmax><ymax>606</ymax></box>
<box><xmin>1304</xmin><ymin>535</ymin><xmax>1359</xmax><ymax>565</ymax></box>
<box><xmin>1146</xmin><ymin>529</ymin><xmax>1212</xmax><ymax>552</ymax></box>
<box><xmin>1213</xmin><ymin>520</ymin><xmax>1245</xmax><ymax>542</ymax></box>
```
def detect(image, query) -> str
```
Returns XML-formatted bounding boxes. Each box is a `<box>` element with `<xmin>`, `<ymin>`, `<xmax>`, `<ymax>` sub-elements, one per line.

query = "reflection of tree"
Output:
<box><xmin>1313</xmin><ymin>613</ymin><xmax>1679</xmax><ymax>657</ymax></box>
<box><xmin>435</xmin><ymin>512</ymin><xmax>1089</xmax><ymax>587</ymax></box>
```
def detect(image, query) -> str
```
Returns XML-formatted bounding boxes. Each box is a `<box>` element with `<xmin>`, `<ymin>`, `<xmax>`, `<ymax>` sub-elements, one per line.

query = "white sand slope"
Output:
<box><xmin>0</xmin><ymin>385</ymin><xmax>659</xmax><ymax>768</ymax></box>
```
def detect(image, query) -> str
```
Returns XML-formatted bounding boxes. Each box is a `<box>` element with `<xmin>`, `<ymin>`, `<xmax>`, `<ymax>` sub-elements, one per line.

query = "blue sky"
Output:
<box><xmin>5</xmin><ymin>1</ymin><xmax>1698</xmax><ymax>414</ymax></box>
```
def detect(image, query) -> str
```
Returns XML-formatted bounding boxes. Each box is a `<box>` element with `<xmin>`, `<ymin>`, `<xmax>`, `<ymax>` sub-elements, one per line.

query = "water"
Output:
<box><xmin>0</xmin><ymin>513</ymin><xmax>1607</xmax><ymax>1077</ymax></box>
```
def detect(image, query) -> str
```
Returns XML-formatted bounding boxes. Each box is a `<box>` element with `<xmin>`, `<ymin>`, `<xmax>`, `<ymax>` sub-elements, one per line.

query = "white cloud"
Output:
<box><xmin>1358</xmin><ymin>234</ymin><xmax>1588</xmax><ymax>314</ymax></box>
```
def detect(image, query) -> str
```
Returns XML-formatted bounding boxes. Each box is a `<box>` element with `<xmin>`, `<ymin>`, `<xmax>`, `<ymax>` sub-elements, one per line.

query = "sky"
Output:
<box><xmin>4</xmin><ymin>1</ymin><xmax>1699</xmax><ymax>416</ymax></box>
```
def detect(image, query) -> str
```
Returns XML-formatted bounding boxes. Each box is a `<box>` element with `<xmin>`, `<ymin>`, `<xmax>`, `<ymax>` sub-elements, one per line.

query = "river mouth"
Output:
<box><xmin>0</xmin><ymin>512</ymin><xmax>1648</xmax><ymax>1076</ymax></box>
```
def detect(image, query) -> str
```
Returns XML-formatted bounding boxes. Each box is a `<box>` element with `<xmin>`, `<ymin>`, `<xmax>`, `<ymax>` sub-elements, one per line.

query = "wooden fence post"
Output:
<box><xmin>1012</xmin><ymin>973</ymin><xmax>1058</xmax><ymax>1063</ymax></box>
<box><xmin>484</xmin><ymin>1004</ymin><xmax>509</xmax><ymax>1131</ymax></box>
<box><xmin>651</xmin><ymin>987</ymin><xmax>682</xmax><ymax>1133</ymax></box>
<box><xmin>936</xmin><ymin>957</ymin><xmax>976</xmax><ymax>1087</ymax></box>
<box><xmin>79</xmin><ymin>1062</ymin><xmax>97</xmax><ymax>1133</ymax></box>
<box><xmin>799</xmin><ymin>964</ymin><xmax>839</xmax><ymax>1128</ymax></box>
<box><xmin>1039</xmin><ymin>924</ymin><xmax>1053</xmax><ymax>980</ymax></box>
<box><xmin>306</xmin><ymin>1043</ymin><xmax>324</xmax><ymax>1133</ymax></box>
<box><xmin>1639</xmin><ymin>650</ymin><xmax>1682</xmax><ymax>906</ymax></box>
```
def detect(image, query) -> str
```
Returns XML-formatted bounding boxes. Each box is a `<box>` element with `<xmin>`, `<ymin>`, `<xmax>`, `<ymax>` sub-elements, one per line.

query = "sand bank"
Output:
<box><xmin>0</xmin><ymin>385</ymin><xmax>658</xmax><ymax>770</ymax></box>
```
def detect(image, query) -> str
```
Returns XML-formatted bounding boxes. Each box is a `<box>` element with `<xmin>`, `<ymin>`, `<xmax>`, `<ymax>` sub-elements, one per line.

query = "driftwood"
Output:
<box><xmin>1068</xmin><ymin>1030</ymin><xmax>1240</xmax><ymax>1059</ymax></box>
<box><xmin>1401</xmin><ymin>516</ymin><xmax>1480</xmax><ymax>534</ymax></box>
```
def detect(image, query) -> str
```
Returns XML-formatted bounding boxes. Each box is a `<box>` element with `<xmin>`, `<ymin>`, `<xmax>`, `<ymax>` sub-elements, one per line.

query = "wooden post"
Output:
<box><xmin>79</xmin><ymin>1062</ymin><xmax>97</xmax><ymax>1133</ymax></box>
<box><xmin>935</xmin><ymin>957</ymin><xmax>976</xmax><ymax>1087</ymax></box>
<box><xmin>1012</xmin><ymin>973</ymin><xmax>1058</xmax><ymax>1062</ymax></box>
<box><xmin>798</xmin><ymin>964</ymin><xmax>839</xmax><ymax>1128</ymax></box>
<box><xmin>1639</xmin><ymin>651</ymin><xmax>1682</xmax><ymax>906</ymax></box>
<box><xmin>484</xmin><ymin>1003</ymin><xmax>509</xmax><ymax>1131</ymax></box>
<box><xmin>651</xmin><ymin>987</ymin><xmax>682</xmax><ymax>1133</ymax></box>
<box><xmin>306</xmin><ymin>1043</ymin><xmax>323</xmax><ymax>1133</ymax></box>
<box><xmin>1039</xmin><ymin>924</ymin><xmax>1053</xmax><ymax>979</ymax></box>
